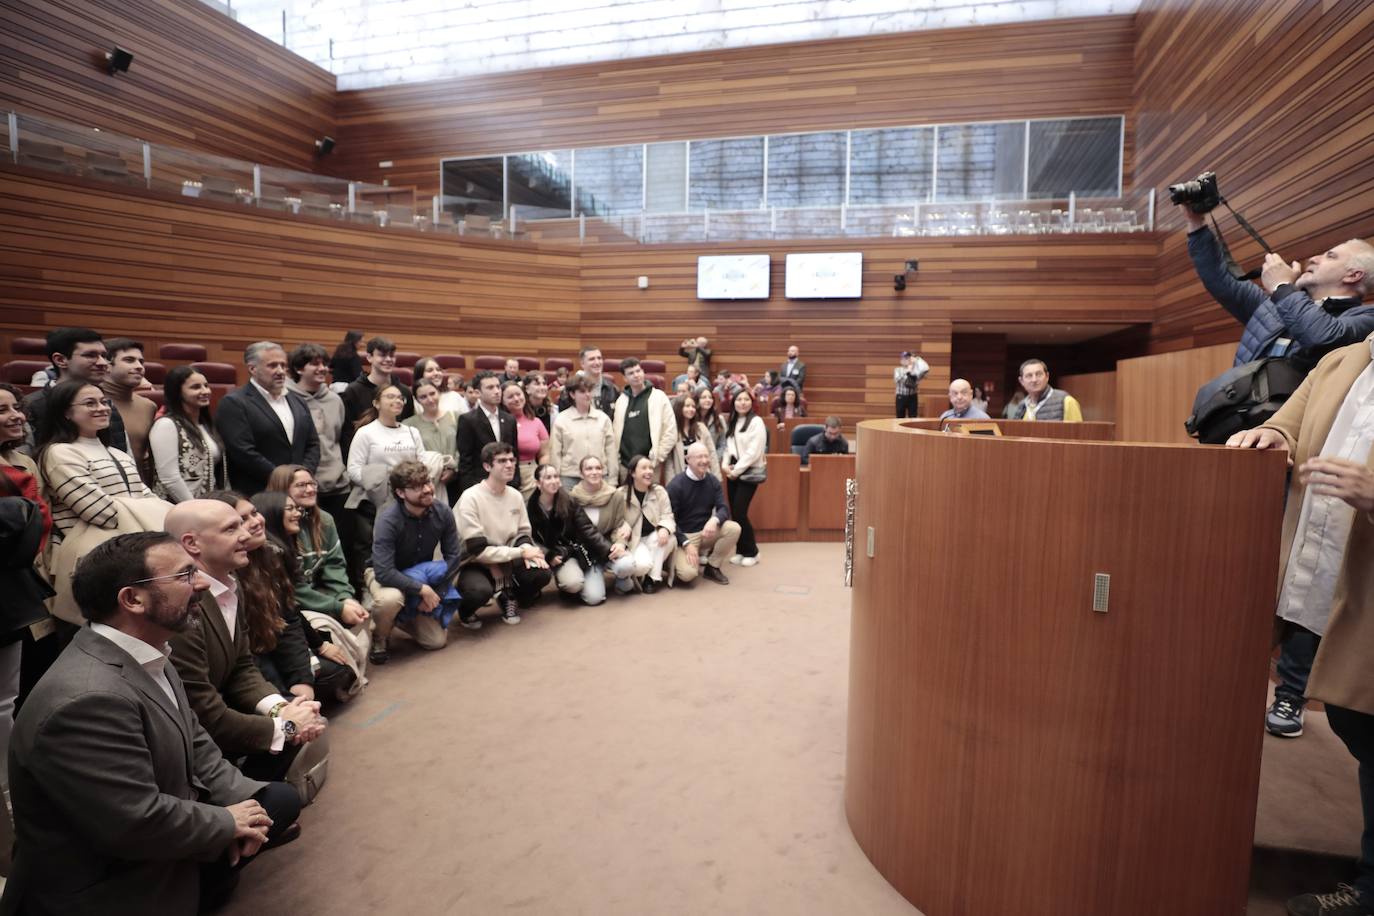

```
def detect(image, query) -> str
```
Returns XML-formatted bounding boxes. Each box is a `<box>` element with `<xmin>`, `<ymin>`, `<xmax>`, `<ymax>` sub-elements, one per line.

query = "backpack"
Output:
<box><xmin>1184</xmin><ymin>357</ymin><xmax>1307</xmax><ymax>444</ymax></box>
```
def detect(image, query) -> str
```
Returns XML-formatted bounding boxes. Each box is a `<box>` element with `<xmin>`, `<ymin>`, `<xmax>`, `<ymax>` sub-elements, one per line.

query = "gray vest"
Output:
<box><xmin>1018</xmin><ymin>388</ymin><xmax>1069</xmax><ymax>421</ymax></box>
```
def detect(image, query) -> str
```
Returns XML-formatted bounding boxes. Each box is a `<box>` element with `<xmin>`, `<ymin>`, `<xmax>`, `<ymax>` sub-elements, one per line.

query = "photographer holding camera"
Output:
<box><xmin>1180</xmin><ymin>174</ymin><xmax>1374</xmax><ymax>369</ymax></box>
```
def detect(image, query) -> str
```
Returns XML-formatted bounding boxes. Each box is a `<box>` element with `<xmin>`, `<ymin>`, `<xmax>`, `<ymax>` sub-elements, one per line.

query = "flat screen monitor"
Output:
<box><xmin>697</xmin><ymin>255</ymin><xmax>771</xmax><ymax>300</ymax></box>
<box><xmin>784</xmin><ymin>252</ymin><xmax>863</xmax><ymax>299</ymax></box>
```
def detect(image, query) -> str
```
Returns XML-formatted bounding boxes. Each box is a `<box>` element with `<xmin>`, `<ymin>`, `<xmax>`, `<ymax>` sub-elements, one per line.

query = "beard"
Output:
<box><xmin>148</xmin><ymin>589</ymin><xmax>200</xmax><ymax>633</ymax></box>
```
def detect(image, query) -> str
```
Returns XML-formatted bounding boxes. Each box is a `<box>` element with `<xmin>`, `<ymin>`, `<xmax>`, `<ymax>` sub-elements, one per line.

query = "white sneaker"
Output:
<box><xmin>739</xmin><ymin>556</ymin><xmax>758</xmax><ymax>567</ymax></box>
<box><xmin>728</xmin><ymin>555</ymin><xmax>743</xmax><ymax>566</ymax></box>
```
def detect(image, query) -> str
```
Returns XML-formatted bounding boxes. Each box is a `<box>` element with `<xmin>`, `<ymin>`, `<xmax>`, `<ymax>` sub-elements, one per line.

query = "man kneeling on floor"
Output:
<box><xmin>367</xmin><ymin>460</ymin><xmax>467</xmax><ymax>664</ymax></box>
<box><xmin>456</xmin><ymin>442</ymin><xmax>551</xmax><ymax>624</ymax></box>
<box><xmin>1</xmin><ymin>533</ymin><xmax>300</xmax><ymax>916</ymax></box>
<box><xmin>667</xmin><ymin>441</ymin><xmax>739</xmax><ymax>585</ymax></box>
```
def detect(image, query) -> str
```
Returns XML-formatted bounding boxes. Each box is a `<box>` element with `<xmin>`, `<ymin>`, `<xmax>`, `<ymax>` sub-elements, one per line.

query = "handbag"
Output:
<box><xmin>738</xmin><ymin>463</ymin><xmax>767</xmax><ymax>484</ymax></box>
<box><xmin>1184</xmin><ymin>357</ymin><xmax>1307</xmax><ymax>444</ymax></box>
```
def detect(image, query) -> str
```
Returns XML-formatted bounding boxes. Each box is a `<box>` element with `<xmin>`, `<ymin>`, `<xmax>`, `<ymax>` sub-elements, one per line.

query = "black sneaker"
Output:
<box><xmin>641</xmin><ymin>578</ymin><xmax>659</xmax><ymax>595</ymax></box>
<box><xmin>1286</xmin><ymin>884</ymin><xmax>1373</xmax><ymax>916</ymax></box>
<box><xmin>499</xmin><ymin>592</ymin><xmax>521</xmax><ymax>625</ymax></box>
<box><xmin>457</xmin><ymin>613</ymin><xmax>482</xmax><ymax>631</ymax></box>
<box><xmin>702</xmin><ymin>565</ymin><xmax>730</xmax><ymax>585</ymax></box>
<box><xmin>1266</xmin><ymin>695</ymin><xmax>1305</xmax><ymax>737</ymax></box>
<box><xmin>368</xmin><ymin>640</ymin><xmax>389</xmax><ymax>665</ymax></box>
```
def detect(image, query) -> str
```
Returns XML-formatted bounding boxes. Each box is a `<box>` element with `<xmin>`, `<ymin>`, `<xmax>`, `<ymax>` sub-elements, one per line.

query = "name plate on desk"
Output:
<box><xmin>944</xmin><ymin>421</ymin><xmax>1002</xmax><ymax>436</ymax></box>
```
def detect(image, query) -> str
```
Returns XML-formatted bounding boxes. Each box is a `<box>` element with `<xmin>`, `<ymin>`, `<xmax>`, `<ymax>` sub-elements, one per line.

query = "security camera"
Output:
<box><xmin>893</xmin><ymin>274</ymin><xmax>907</xmax><ymax>291</ymax></box>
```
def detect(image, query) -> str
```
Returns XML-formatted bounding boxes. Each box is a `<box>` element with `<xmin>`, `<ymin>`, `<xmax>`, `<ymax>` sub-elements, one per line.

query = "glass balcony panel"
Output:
<box><xmin>573</xmin><ymin>145</ymin><xmax>643</xmax><ymax>216</ymax></box>
<box><xmin>15</xmin><ymin>114</ymin><xmax>146</xmax><ymax>187</ymax></box>
<box><xmin>706</xmin><ymin>210</ymin><xmax>772</xmax><ymax>241</ymax></box>
<box><xmin>150</xmin><ymin>143</ymin><xmax>255</xmax><ymax>204</ymax></box>
<box><xmin>849</xmin><ymin>127</ymin><xmax>934</xmax><ymax>205</ymax></box>
<box><xmin>689</xmin><ymin>137</ymin><xmax>764</xmax><ymax>212</ymax></box>
<box><xmin>772</xmin><ymin>206</ymin><xmax>844</xmax><ymax>238</ymax></box>
<box><xmin>645</xmin><ymin>141</ymin><xmax>687</xmax><ymax>213</ymax></box>
<box><xmin>767</xmin><ymin>131</ymin><xmax>846</xmax><ymax>208</ymax></box>
<box><xmin>440</xmin><ymin>157</ymin><xmax>504</xmax><ymax>220</ymax></box>
<box><xmin>257</xmin><ymin>164</ymin><xmax>352</xmax><ymax>218</ymax></box>
<box><xmin>508</xmin><ymin>150</ymin><xmax>572</xmax><ymax>220</ymax></box>
<box><xmin>935</xmin><ymin>122</ymin><xmax>1025</xmax><ymax>202</ymax></box>
<box><xmin>1028</xmin><ymin>117</ymin><xmax>1121</xmax><ymax>199</ymax></box>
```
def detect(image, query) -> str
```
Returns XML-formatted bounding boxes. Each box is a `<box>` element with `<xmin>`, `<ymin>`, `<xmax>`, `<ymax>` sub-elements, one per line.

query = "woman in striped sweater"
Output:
<box><xmin>34</xmin><ymin>380</ymin><xmax>154</xmax><ymax>541</ymax></box>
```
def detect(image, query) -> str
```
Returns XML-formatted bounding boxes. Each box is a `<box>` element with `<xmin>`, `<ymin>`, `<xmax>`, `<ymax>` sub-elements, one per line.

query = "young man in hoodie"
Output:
<box><xmin>612</xmin><ymin>357</ymin><xmax>678</xmax><ymax>484</ymax></box>
<box><xmin>100</xmin><ymin>338</ymin><xmax>158</xmax><ymax>485</ymax></box>
<box><xmin>287</xmin><ymin>344</ymin><xmax>351</xmax><ymax>532</ymax></box>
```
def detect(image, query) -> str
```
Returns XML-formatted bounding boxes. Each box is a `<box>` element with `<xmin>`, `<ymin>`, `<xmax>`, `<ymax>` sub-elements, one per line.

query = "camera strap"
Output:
<box><xmin>1210</xmin><ymin>197</ymin><xmax>1272</xmax><ymax>282</ymax></box>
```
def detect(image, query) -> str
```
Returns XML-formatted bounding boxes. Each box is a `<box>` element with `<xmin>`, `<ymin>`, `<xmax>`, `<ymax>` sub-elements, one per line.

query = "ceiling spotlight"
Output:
<box><xmin>105</xmin><ymin>46</ymin><xmax>134</xmax><ymax>76</ymax></box>
<box><xmin>315</xmin><ymin>136</ymin><xmax>336</xmax><ymax>156</ymax></box>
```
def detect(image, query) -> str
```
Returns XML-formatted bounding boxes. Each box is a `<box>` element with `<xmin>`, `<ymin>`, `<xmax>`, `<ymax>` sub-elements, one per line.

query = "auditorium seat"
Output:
<box><xmin>640</xmin><ymin>360</ymin><xmax>666</xmax><ymax>374</ymax></box>
<box><xmin>647</xmin><ymin>374</ymin><xmax>665</xmax><ymax>390</ymax></box>
<box><xmin>160</xmin><ymin>343</ymin><xmax>208</xmax><ymax>362</ymax></box>
<box><xmin>516</xmin><ymin>357</ymin><xmax>540</xmax><ymax>372</ymax></box>
<box><xmin>142</xmin><ymin>361</ymin><xmax>168</xmax><ymax>385</ymax></box>
<box><xmin>542</xmin><ymin>371</ymin><xmax>558</xmax><ymax>385</ymax></box>
<box><xmin>433</xmin><ymin>354</ymin><xmax>466</xmax><ymax>370</ymax></box>
<box><xmin>8</xmin><ymin>337</ymin><xmax>48</xmax><ymax>356</ymax></box>
<box><xmin>602</xmin><ymin>358</ymin><xmax>622</xmax><ymax>374</ymax></box>
<box><xmin>473</xmin><ymin>356</ymin><xmax>507</xmax><ymax>371</ymax></box>
<box><xmin>191</xmin><ymin>362</ymin><xmax>238</xmax><ymax>385</ymax></box>
<box><xmin>790</xmin><ymin>424</ymin><xmax>825</xmax><ymax>463</ymax></box>
<box><xmin>1</xmin><ymin>361</ymin><xmax>48</xmax><ymax>385</ymax></box>
<box><xmin>141</xmin><ymin>388</ymin><xmax>166</xmax><ymax>408</ymax></box>
<box><xmin>393</xmin><ymin>367</ymin><xmax>414</xmax><ymax>385</ymax></box>
<box><xmin>394</xmin><ymin>352</ymin><xmax>421</xmax><ymax>368</ymax></box>
<box><xmin>544</xmin><ymin>358</ymin><xmax>573</xmax><ymax>372</ymax></box>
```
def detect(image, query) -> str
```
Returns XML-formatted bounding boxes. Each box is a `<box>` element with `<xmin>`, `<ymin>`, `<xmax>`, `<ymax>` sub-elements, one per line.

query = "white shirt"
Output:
<box><xmin>439</xmin><ymin>390</ymin><xmax>469</xmax><ymax>416</ymax></box>
<box><xmin>91</xmin><ymin>623</ymin><xmax>177</xmax><ymax>709</ymax></box>
<box><xmin>250</xmin><ymin>378</ymin><xmax>294</xmax><ymax>444</ymax></box>
<box><xmin>204</xmin><ymin>573</ymin><xmax>290</xmax><ymax>751</ymax></box>
<box><xmin>480</xmin><ymin>403</ymin><xmax>503</xmax><ymax>443</ymax></box>
<box><xmin>1276</xmin><ymin>344</ymin><xmax>1374</xmax><ymax>635</ymax></box>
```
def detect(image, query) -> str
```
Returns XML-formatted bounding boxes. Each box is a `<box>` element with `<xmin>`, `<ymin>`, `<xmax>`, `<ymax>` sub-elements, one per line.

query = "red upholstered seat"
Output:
<box><xmin>394</xmin><ymin>352</ymin><xmax>421</xmax><ymax>368</ymax></box>
<box><xmin>393</xmin><ymin>367</ymin><xmax>414</xmax><ymax>385</ymax></box>
<box><xmin>1</xmin><ymin>360</ymin><xmax>49</xmax><ymax>385</ymax></box>
<box><xmin>191</xmin><ymin>362</ymin><xmax>237</xmax><ymax>384</ymax></box>
<box><xmin>9</xmin><ymin>337</ymin><xmax>48</xmax><ymax>356</ymax></box>
<box><xmin>142</xmin><ymin>361</ymin><xmax>167</xmax><ymax>385</ymax></box>
<box><xmin>473</xmin><ymin>356</ymin><xmax>506</xmax><ymax>371</ymax></box>
<box><xmin>640</xmin><ymin>360</ymin><xmax>666</xmax><ymax>374</ymax></box>
<box><xmin>160</xmin><ymin>343</ymin><xmax>208</xmax><ymax>361</ymax></box>
<box><xmin>516</xmin><ymin>357</ymin><xmax>540</xmax><ymax>371</ymax></box>
<box><xmin>601</xmin><ymin>358</ymin><xmax>622</xmax><ymax>374</ymax></box>
<box><xmin>543</xmin><ymin>358</ymin><xmax>573</xmax><ymax>372</ymax></box>
<box><xmin>541</xmin><ymin>371</ymin><xmax>559</xmax><ymax>385</ymax></box>
<box><xmin>142</xmin><ymin>388</ymin><xmax>166</xmax><ymax>408</ymax></box>
<box><xmin>647</xmin><ymin>374</ymin><xmax>665</xmax><ymax>390</ymax></box>
<box><xmin>433</xmin><ymin>354</ymin><xmax>466</xmax><ymax>370</ymax></box>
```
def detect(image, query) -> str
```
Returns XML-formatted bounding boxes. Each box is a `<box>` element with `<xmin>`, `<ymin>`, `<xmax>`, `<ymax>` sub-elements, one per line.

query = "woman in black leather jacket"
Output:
<box><xmin>526</xmin><ymin>464</ymin><xmax>617</xmax><ymax>606</ymax></box>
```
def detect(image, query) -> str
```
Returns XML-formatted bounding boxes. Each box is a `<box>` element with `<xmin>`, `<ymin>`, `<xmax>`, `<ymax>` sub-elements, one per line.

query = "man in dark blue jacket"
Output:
<box><xmin>1186</xmin><ymin>210</ymin><xmax>1374</xmax><ymax>367</ymax></box>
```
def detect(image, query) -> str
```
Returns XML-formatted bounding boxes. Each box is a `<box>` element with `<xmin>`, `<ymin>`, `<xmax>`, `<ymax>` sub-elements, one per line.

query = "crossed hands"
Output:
<box><xmin>280</xmin><ymin>696</ymin><xmax>326</xmax><ymax>745</ymax></box>
<box><xmin>226</xmin><ymin>799</ymin><xmax>272</xmax><ymax>865</ymax></box>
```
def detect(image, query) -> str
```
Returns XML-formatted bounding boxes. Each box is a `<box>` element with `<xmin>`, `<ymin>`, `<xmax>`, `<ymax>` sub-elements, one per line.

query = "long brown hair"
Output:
<box><xmin>266</xmin><ymin>464</ymin><xmax>324</xmax><ymax>549</ymax></box>
<box><xmin>208</xmin><ymin>491</ymin><xmax>291</xmax><ymax>654</ymax></box>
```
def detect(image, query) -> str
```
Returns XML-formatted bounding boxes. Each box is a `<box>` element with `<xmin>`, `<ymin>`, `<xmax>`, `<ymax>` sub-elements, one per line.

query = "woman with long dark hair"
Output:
<box><xmin>330</xmin><ymin>330</ymin><xmax>364</xmax><ymax>387</ymax></box>
<box><xmin>267</xmin><ymin>464</ymin><xmax>370</xmax><ymax>630</ymax></box>
<box><xmin>619</xmin><ymin>453</ymin><xmax>677</xmax><ymax>593</ymax></box>
<box><xmin>522</xmin><ymin>372</ymin><xmax>558</xmax><ymax>433</ymax></box>
<box><xmin>526</xmin><ymin>463</ymin><xmax>620</xmax><ymax>606</ymax></box>
<box><xmin>722</xmin><ymin>389</ymin><xmax>766</xmax><ymax>567</ymax></box>
<box><xmin>414</xmin><ymin>357</ymin><xmax>468</xmax><ymax>416</ymax></box>
<box><xmin>404</xmin><ymin>379</ymin><xmax>461</xmax><ymax>505</ymax></box>
<box><xmin>35</xmin><ymin>379</ymin><xmax>153</xmax><ymax>540</ymax></box>
<box><xmin>148</xmin><ymin>365</ymin><xmax>227</xmax><ymax>502</ymax></box>
<box><xmin>697</xmin><ymin>386</ymin><xmax>725</xmax><ymax>441</ymax></box>
<box><xmin>664</xmin><ymin>393</ymin><xmax>720</xmax><ymax>481</ymax></box>
<box><xmin>504</xmin><ymin>381</ymin><xmax>549</xmax><ymax>500</ymax></box>
<box><xmin>771</xmin><ymin>385</ymin><xmax>806</xmax><ymax>429</ymax></box>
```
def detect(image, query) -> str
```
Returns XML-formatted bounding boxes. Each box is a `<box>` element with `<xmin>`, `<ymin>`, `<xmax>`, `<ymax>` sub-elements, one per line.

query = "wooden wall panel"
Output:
<box><xmin>0</xmin><ymin>170</ymin><xmax>580</xmax><ymax>374</ymax></box>
<box><xmin>579</xmin><ymin>236</ymin><xmax>1159</xmax><ymax>426</ymax></box>
<box><xmin>0</xmin><ymin>0</ymin><xmax>336</xmax><ymax>171</ymax></box>
<box><xmin>1116</xmin><ymin>343</ymin><xmax>1233</xmax><ymax>443</ymax></box>
<box><xmin>333</xmin><ymin>15</ymin><xmax>1137</xmax><ymax>198</ymax></box>
<box><xmin>1133</xmin><ymin>0</ymin><xmax>1374</xmax><ymax>352</ymax></box>
<box><xmin>1058</xmin><ymin>370</ymin><xmax>1117</xmax><ymax>421</ymax></box>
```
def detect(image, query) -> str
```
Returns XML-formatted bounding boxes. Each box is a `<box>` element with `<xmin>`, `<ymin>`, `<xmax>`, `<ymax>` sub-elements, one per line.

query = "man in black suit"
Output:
<box><xmin>456</xmin><ymin>369</ymin><xmax>519</xmax><ymax>494</ymax></box>
<box><xmin>1</xmin><ymin>532</ymin><xmax>300</xmax><ymax>916</ymax></box>
<box><xmin>216</xmin><ymin>341</ymin><xmax>320</xmax><ymax>495</ymax></box>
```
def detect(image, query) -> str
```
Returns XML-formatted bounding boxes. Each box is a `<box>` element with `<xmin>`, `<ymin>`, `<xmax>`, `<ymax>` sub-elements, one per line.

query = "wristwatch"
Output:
<box><xmin>281</xmin><ymin>718</ymin><xmax>298</xmax><ymax>741</ymax></box>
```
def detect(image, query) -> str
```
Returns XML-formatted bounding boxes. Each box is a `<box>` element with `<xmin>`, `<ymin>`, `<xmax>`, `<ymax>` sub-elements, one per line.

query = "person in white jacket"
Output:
<box><xmin>612</xmin><ymin>358</ymin><xmax>678</xmax><ymax>484</ymax></box>
<box><xmin>721</xmin><ymin>389</ymin><xmax>767</xmax><ymax>566</ymax></box>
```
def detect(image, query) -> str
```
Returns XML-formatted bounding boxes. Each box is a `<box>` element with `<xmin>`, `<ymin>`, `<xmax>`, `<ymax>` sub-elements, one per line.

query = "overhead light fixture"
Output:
<box><xmin>315</xmin><ymin>136</ymin><xmax>336</xmax><ymax>156</ymax></box>
<box><xmin>105</xmin><ymin>46</ymin><xmax>134</xmax><ymax>76</ymax></box>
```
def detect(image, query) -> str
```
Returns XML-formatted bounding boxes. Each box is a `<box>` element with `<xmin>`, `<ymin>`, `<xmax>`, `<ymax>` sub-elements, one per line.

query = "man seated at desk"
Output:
<box><xmin>801</xmin><ymin>416</ymin><xmax>850</xmax><ymax>466</ymax></box>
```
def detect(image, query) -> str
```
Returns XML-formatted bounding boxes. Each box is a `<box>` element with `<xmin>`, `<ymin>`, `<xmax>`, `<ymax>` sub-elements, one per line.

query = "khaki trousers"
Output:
<box><xmin>363</xmin><ymin>568</ymin><xmax>447</xmax><ymax>650</ymax></box>
<box><xmin>673</xmin><ymin>521</ymin><xmax>741</xmax><ymax>583</ymax></box>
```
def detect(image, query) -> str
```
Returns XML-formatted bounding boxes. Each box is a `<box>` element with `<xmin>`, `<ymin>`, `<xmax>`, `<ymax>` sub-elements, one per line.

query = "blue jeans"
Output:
<box><xmin>1326</xmin><ymin>704</ymin><xmax>1374</xmax><ymax>906</ymax></box>
<box><xmin>395</xmin><ymin>560</ymin><xmax>462</xmax><ymax>630</ymax></box>
<box><xmin>1274</xmin><ymin>621</ymin><xmax>1320</xmax><ymax>706</ymax></box>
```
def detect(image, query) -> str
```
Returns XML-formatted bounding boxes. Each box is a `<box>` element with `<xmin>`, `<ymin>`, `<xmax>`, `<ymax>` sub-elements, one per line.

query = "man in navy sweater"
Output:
<box><xmin>665</xmin><ymin>442</ymin><xmax>739</xmax><ymax>585</ymax></box>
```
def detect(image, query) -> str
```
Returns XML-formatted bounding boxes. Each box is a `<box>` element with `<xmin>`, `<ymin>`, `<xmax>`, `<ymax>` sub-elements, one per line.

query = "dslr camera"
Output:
<box><xmin>1168</xmin><ymin>170</ymin><xmax>1221</xmax><ymax>214</ymax></box>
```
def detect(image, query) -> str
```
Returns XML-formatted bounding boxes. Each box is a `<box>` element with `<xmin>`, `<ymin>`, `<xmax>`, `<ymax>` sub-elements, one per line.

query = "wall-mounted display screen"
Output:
<box><xmin>784</xmin><ymin>252</ymin><xmax>863</xmax><ymax>299</ymax></box>
<box><xmin>697</xmin><ymin>255</ymin><xmax>771</xmax><ymax>299</ymax></box>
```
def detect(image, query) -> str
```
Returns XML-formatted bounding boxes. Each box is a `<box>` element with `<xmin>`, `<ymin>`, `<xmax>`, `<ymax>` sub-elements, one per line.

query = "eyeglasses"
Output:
<box><xmin>72</xmin><ymin>398</ymin><xmax>114</xmax><ymax>410</ymax></box>
<box><xmin>291</xmin><ymin>481</ymin><xmax>318</xmax><ymax>491</ymax></box>
<box><xmin>284</xmin><ymin>505</ymin><xmax>304</xmax><ymax>515</ymax></box>
<box><xmin>129</xmin><ymin>567</ymin><xmax>199</xmax><ymax>587</ymax></box>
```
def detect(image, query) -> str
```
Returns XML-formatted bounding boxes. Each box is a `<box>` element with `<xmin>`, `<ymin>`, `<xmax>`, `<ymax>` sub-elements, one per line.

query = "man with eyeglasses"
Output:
<box><xmin>165</xmin><ymin>499</ymin><xmax>326</xmax><ymax>783</ymax></box>
<box><xmin>367</xmin><ymin>460</ymin><xmax>468</xmax><ymax>663</ymax></box>
<box><xmin>455</xmin><ymin>442</ymin><xmax>550</xmax><ymax>625</ymax></box>
<box><xmin>21</xmin><ymin>326</ymin><xmax>129</xmax><ymax>454</ymax></box>
<box><xmin>2</xmin><ymin>532</ymin><xmax>302</xmax><ymax>915</ymax></box>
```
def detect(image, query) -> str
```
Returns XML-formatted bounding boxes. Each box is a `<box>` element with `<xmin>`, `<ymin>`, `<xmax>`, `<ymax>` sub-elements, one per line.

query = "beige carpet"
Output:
<box><xmin>224</xmin><ymin>543</ymin><xmax>1361</xmax><ymax>916</ymax></box>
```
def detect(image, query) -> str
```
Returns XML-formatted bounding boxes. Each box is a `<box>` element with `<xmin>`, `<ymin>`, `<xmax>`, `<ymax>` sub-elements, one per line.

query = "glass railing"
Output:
<box><xmin>3</xmin><ymin>110</ymin><xmax>523</xmax><ymax>239</ymax></box>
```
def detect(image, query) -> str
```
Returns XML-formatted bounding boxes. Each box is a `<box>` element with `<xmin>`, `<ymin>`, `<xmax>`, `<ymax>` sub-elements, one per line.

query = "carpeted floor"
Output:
<box><xmin>224</xmin><ymin>543</ymin><xmax>1361</xmax><ymax>916</ymax></box>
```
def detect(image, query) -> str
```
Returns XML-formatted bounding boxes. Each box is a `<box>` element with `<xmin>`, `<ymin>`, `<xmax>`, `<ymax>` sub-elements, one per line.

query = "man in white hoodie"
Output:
<box><xmin>612</xmin><ymin>357</ymin><xmax>678</xmax><ymax>484</ymax></box>
<box><xmin>287</xmin><ymin>344</ymin><xmax>358</xmax><ymax>585</ymax></box>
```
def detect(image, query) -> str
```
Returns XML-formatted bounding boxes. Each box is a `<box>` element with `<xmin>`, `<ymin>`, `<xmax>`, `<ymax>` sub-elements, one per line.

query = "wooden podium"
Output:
<box><xmin>844</xmin><ymin>419</ymin><xmax>1288</xmax><ymax>916</ymax></box>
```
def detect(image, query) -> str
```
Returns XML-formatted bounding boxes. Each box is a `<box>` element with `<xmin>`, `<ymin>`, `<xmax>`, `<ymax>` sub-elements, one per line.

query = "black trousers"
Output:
<box><xmin>457</xmin><ymin>562</ymin><xmax>552</xmax><ymax>616</ymax></box>
<box><xmin>725</xmin><ymin>478</ymin><xmax>759</xmax><ymax>558</ymax></box>
<box><xmin>895</xmin><ymin>394</ymin><xmax>918</xmax><ymax>418</ymax></box>
<box><xmin>198</xmin><ymin>781</ymin><xmax>302</xmax><ymax>913</ymax></box>
<box><xmin>1325</xmin><ymin>704</ymin><xmax>1374</xmax><ymax>906</ymax></box>
<box><xmin>239</xmin><ymin>741</ymin><xmax>302</xmax><ymax>784</ymax></box>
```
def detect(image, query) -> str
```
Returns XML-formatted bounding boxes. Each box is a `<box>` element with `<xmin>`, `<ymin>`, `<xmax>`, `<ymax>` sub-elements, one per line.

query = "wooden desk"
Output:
<box><xmin>769</xmin><ymin>417</ymin><xmax>823</xmax><ymax>454</ymax></box>
<box><xmin>742</xmin><ymin>453</ymin><xmax>800</xmax><ymax>530</ymax></box>
<box><xmin>806</xmin><ymin>454</ymin><xmax>854</xmax><ymax>530</ymax></box>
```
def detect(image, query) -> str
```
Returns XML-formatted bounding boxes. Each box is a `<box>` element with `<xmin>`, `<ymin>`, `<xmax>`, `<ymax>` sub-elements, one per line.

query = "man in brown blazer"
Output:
<box><xmin>165</xmin><ymin>499</ymin><xmax>325</xmax><ymax>782</ymax></box>
<box><xmin>1229</xmin><ymin>336</ymin><xmax>1374</xmax><ymax>916</ymax></box>
<box><xmin>1</xmin><ymin>533</ymin><xmax>299</xmax><ymax>916</ymax></box>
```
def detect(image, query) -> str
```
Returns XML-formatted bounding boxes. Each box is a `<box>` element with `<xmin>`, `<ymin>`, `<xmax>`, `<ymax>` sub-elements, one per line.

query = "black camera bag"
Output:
<box><xmin>1184</xmin><ymin>357</ymin><xmax>1307</xmax><ymax>444</ymax></box>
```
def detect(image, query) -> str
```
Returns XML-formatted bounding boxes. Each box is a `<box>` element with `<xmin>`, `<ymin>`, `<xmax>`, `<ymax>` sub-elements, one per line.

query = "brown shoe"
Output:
<box><xmin>702</xmin><ymin>565</ymin><xmax>730</xmax><ymax>585</ymax></box>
